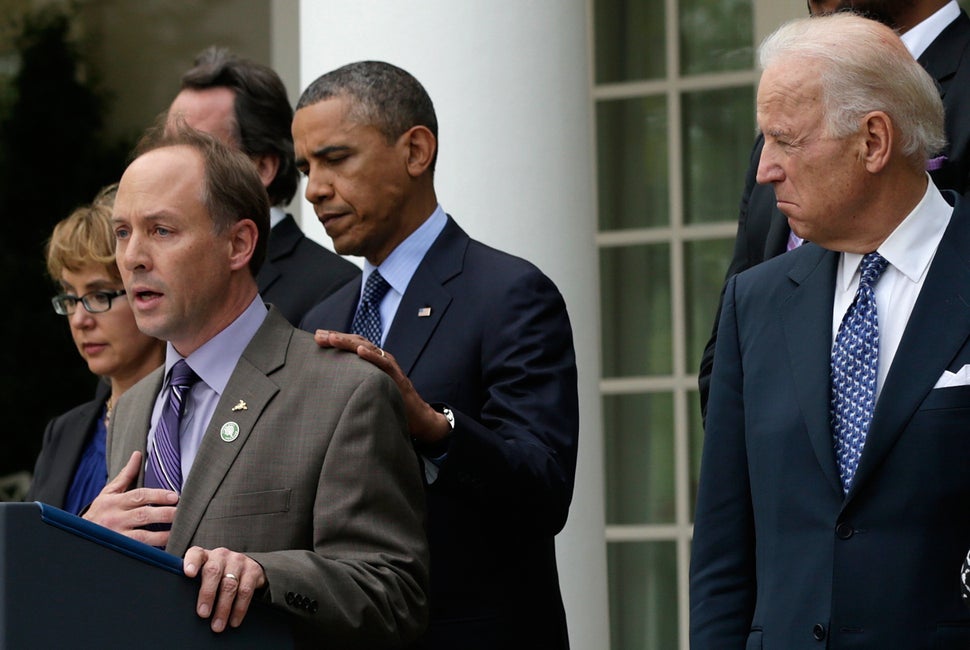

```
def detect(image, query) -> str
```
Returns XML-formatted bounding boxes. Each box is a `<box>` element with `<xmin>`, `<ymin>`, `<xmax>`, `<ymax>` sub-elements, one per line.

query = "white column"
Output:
<box><xmin>296</xmin><ymin>2</ymin><xmax>608</xmax><ymax>648</ymax></box>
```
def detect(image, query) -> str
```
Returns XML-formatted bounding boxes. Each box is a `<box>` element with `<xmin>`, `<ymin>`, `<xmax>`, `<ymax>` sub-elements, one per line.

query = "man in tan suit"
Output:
<box><xmin>83</xmin><ymin>125</ymin><xmax>428</xmax><ymax>649</ymax></box>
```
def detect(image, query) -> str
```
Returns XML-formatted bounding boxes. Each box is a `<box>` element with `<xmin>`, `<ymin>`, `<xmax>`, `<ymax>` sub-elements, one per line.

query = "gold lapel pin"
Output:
<box><xmin>231</xmin><ymin>400</ymin><xmax>248</xmax><ymax>412</ymax></box>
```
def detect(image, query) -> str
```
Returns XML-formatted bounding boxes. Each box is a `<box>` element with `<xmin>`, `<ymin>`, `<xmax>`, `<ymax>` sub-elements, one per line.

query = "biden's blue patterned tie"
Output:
<box><xmin>831</xmin><ymin>252</ymin><xmax>889</xmax><ymax>494</ymax></box>
<box><xmin>352</xmin><ymin>270</ymin><xmax>391</xmax><ymax>346</ymax></box>
<box><xmin>144</xmin><ymin>359</ymin><xmax>199</xmax><ymax>493</ymax></box>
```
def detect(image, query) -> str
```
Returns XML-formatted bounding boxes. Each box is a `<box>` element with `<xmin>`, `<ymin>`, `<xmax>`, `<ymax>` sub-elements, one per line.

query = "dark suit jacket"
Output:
<box><xmin>26</xmin><ymin>380</ymin><xmax>110</xmax><ymax>509</ymax></box>
<box><xmin>257</xmin><ymin>214</ymin><xmax>360</xmax><ymax>326</ymax></box>
<box><xmin>690</xmin><ymin>192</ymin><xmax>970</xmax><ymax>649</ymax></box>
<box><xmin>301</xmin><ymin>217</ymin><xmax>579</xmax><ymax>650</ymax></box>
<box><xmin>697</xmin><ymin>10</ymin><xmax>970</xmax><ymax>418</ymax></box>
<box><xmin>108</xmin><ymin>307</ymin><xmax>429</xmax><ymax>649</ymax></box>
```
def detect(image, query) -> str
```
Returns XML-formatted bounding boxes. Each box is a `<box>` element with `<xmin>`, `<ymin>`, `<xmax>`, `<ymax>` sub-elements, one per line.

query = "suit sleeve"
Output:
<box><xmin>248</xmin><ymin>371</ymin><xmax>429</xmax><ymax>648</ymax></box>
<box><xmin>433</xmin><ymin>267</ymin><xmax>579</xmax><ymax>537</ymax></box>
<box><xmin>698</xmin><ymin>134</ymin><xmax>765</xmax><ymax>421</ymax></box>
<box><xmin>690</xmin><ymin>274</ymin><xmax>757</xmax><ymax>647</ymax></box>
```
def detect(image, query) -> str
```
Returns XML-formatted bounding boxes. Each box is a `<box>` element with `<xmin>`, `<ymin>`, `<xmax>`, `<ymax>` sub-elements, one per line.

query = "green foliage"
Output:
<box><xmin>0</xmin><ymin>3</ymin><xmax>132</xmax><ymax>476</ymax></box>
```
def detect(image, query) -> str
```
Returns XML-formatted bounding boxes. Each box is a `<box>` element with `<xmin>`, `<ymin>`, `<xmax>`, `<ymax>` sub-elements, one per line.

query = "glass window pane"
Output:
<box><xmin>685</xmin><ymin>238</ymin><xmax>736</xmax><ymax>371</ymax></box>
<box><xmin>600</xmin><ymin>243</ymin><xmax>672</xmax><ymax>377</ymax></box>
<box><xmin>605</xmin><ymin>392</ymin><xmax>675</xmax><ymax>524</ymax></box>
<box><xmin>682</xmin><ymin>86</ymin><xmax>756</xmax><ymax>225</ymax></box>
<box><xmin>597</xmin><ymin>96</ymin><xmax>670</xmax><ymax>230</ymax></box>
<box><xmin>679</xmin><ymin>0</ymin><xmax>754</xmax><ymax>75</ymax></box>
<box><xmin>608</xmin><ymin>541</ymin><xmax>679</xmax><ymax>650</ymax></box>
<box><xmin>595</xmin><ymin>0</ymin><xmax>666</xmax><ymax>84</ymax></box>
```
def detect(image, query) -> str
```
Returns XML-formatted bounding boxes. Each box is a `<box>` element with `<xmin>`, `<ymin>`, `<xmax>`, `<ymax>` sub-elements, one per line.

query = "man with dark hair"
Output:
<box><xmin>169</xmin><ymin>46</ymin><xmax>359</xmax><ymax>325</ymax></box>
<box><xmin>84</xmin><ymin>125</ymin><xmax>429</xmax><ymax>648</ymax></box>
<box><xmin>295</xmin><ymin>60</ymin><xmax>579</xmax><ymax>650</ymax></box>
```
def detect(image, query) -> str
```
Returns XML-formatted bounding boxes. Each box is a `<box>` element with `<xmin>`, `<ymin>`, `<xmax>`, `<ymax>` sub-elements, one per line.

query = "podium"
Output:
<box><xmin>0</xmin><ymin>502</ymin><xmax>293</xmax><ymax>648</ymax></box>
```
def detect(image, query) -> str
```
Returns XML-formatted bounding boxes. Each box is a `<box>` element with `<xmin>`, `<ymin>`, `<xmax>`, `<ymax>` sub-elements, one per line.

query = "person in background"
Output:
<box><xmin>83</xmin><ymin>125</ymin><xmax>429</xmax><ymax>647</ymax></box>
<box><xmin>27</xmin><ymin>183</ymin><xmax>164</xmax><ymax>513</ymax></box>
<box><xmin>698</xmin><ymin>0</ymin><xmax>970</xmax><ymax>420</ymax></box>
<box><xmin>168</xmin><ymin>46</ymin><xmax>359</xmax><ymax>325</ymax></box>
<box><xmin>295</xmin><ymin>60</ymin><xmax>579</xmax><ymax>650</ymax></box>
<box><xmin>691</xmin><ymin>12</ymin><xmax>970</xmax><ymax>647</ymax></box>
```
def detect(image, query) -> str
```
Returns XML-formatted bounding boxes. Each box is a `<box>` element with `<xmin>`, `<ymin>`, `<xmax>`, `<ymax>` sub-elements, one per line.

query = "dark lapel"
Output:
<box><xmin>918</xmin><ymin>10</ymin><xmax>970</xmax><ymax>97</ymax></box>
<box><xmin>256</xmin><ymin>214</ymin><xmax>301</xmax><ymax>293</ymax></box>
<box><xmin>383</xmin><ymin>217</ymin><xmax>466</xmax><ymax>375</ymax></box>
<box><xmin>780</xmin><ymin>245</ymin><xmax>843</xmax><ymax>497</ymax></box>
<box><xmin>306</xmin><ymin>277</ymin><xmax>360</xmax><ymax>333</ymax></box>
<box><xmin>850</xmin><ymin>193</ymin><xmax>970</xmax><ymax>500</ymax></box>
<box><xmin>45</xmin><ymin>381</ymin><xmax>111</xmax><ymax>504</ymax></box>
<box><xmin>764</xmin><ymin>201</ymin><xmax>792</xmax><ymax>259</ymax></box>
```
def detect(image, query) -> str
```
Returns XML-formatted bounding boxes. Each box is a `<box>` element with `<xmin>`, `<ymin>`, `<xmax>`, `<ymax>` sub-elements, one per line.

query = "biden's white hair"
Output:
<box><xmin>759</xmin><ymin>12</ymin><xmax>945</xmax><ymax>170</ymax></box>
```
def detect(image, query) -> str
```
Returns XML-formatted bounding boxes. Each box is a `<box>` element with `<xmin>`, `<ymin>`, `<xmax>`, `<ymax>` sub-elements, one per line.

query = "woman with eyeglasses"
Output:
<box><xmin>26</xmin><ymin>184</ymin><xmax>164</xmax><ymax>514</ymax></box>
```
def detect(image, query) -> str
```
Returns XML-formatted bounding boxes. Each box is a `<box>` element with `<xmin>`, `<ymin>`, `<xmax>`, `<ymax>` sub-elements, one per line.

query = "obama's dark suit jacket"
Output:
<box><xmin>302</xmin><ymin>216</ymin><xmax>579</xmax><ymax>650</ymax></box>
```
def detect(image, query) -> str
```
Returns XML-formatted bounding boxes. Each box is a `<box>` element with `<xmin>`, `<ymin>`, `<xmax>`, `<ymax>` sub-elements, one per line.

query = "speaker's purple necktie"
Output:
<box><xmin>144</xmin><ymin>359</ymin><xmax>199</xmax><ymax>493</ymax></box>
<box><xmin>351</xmin><ymin>270</ymin><xmax>391</xmax><ymax>346</ymax></box>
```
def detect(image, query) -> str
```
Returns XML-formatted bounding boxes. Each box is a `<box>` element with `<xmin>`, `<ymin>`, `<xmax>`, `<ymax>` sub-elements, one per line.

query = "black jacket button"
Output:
<box><xmin>835</xmin><ymin>522</ymin><xmax>854</xmax><ymax>539</ymax></box>
<box><xmin>813</xmin><ymin>623</ymin><xmax>826</xmax><ymax>641</ymax></box>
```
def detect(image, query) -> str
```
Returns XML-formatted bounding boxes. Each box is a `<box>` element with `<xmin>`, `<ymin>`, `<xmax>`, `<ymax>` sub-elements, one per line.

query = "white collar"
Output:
<box><xmin>900</xmin><ymin>0</ymin><xmax>960</xmax><ymax>59</ymax></box>
<box><xmin>269</xmin><ymin>205</ymin><xmax>286</xmax><ymax>229</ymax></box>
<box><xmin>838</xmin><ymin>178</ymin><xmax>952</xmax><ymax>290</ymax></box>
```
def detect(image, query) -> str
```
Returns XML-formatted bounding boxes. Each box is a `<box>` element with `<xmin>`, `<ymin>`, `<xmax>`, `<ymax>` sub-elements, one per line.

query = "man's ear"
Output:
<box><xmin>251</xmin><ymin>153</ymin><xmax>281</xmax><ymax>191</ymax></box>
<box><xmin>228</xmin><ymin>219</ymin><xmax>259</xmax><ymax>271</ymax></box>
<box><xmin>400</xmin><ymin>125</ymin><xmax>436</xmax><ymax>177</ymax></box>
<box><xmin>862</xmin><ymin>111</ymin><xmax>893</xmax><ymax>173</ymax></box>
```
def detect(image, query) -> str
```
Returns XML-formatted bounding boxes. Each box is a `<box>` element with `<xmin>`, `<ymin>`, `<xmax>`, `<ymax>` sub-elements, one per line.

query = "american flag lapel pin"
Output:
<box><xmin>418</xmin><ymin>307</ymin><xmax>432</xmax><ymax>317</ymax></box>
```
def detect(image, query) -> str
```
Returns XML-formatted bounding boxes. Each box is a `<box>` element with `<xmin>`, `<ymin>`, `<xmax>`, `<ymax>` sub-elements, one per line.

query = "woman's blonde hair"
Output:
<box><xmin>45</xmin><ymin>183</ymin><xmax>120</xmax><ymax>282</ymax></box>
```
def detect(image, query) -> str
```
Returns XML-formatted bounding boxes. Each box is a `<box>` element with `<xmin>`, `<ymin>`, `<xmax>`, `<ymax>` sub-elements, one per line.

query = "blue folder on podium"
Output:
<box><xmin>0</xmin><ymin>501</ymin><xmax>293</xmax><ymax>648</ymax></box>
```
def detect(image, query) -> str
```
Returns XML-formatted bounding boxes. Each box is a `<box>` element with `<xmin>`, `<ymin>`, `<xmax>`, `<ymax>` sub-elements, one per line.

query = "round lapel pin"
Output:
<box><xmin>220</xmin><ymin>421</ymin><xmax>240</xmax><ymax>442</ymax></box>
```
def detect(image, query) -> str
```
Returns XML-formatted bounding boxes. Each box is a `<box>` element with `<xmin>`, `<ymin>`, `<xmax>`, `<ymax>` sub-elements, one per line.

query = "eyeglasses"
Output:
<box><xmin>51</xmin><ymin>289</ymin><xmax>127</xmax><ymax>316</ymax></box>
